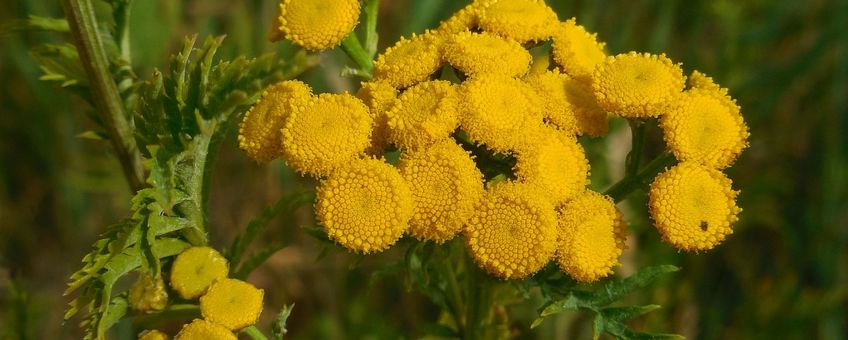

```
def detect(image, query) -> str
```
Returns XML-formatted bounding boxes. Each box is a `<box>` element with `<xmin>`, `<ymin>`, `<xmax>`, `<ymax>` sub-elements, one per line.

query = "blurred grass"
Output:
<box><xmin>1</xmin><ymin>0</ymin><xmax>846</xmax><ymax>339</ymax></box>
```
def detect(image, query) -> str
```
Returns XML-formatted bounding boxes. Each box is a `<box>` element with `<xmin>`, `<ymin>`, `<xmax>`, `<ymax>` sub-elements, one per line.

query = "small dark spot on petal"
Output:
<box><xmin>700</xmin><ymin>221</ymin><xmax>708</xmax><ymax>231</ymax></box>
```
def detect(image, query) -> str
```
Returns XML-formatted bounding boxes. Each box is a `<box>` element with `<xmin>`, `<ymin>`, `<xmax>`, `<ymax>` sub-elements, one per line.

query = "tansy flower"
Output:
<box><xmin>386</xmin><ymin>80</ymin><xmax>460</xmax><ymax>150</ymax></box>
<box><xmin>435</xmin><ymin>4</ymin><xmax>480</xmax><ymax>35</ymax></box>
<box><xmin>660</xmin><ymin>88</ymin><xmax>749</xmax><ymax>168</ymax></box>
<box><xmin>514</xmin><ymin>130</ymin><xmax>589</xmax><ymax>206</ymax></box>
<box><xmin>373</xmin><ymin>32</ymin><xmax>444</xmax><ymax>89</ymax></box>
<box><xmin>357</xmin><ymin>81</ymin><xmax>398</xmax><ymax>155</ymax></box>
<box><xmin>464</xmin><ymin>182</ymin><xmax>558</xmax><ymax>279</ymax></box>
<box><xmin>238</xmin><ymin>80</ymin><xmax>312</xmax><ymax>163</ymax></box>
<box><xmin>477</xmin><ymin>0</ymin><xmax>559</xmax><ymax>43</ymax></box>
<box><xmin>278</xmin><ymin>0</ymin><xmax>360</xmax><ymax>51</ymax></box>
<box><xmin>398</xmin><ymin>140</ymin><xmax>484</xmax><ymax>243</ymax></box>
<box><xmin>200</xmin><ymin>278</ymin><xmax>264</xmax><ymax>331</ymax></box>
<box><xmin>129</xmin><ymin>273</ymin><xmax>168</xmax><ymax>313</ymax></box>
<box><xmin>315</xmin><ymin>158</ymin><xmax>414</xmax><ymax>253</ymax></box>
<box><xmin>459</xmin><ymin>75</ymin><xmax>544</xmax><ymax>153</ymax></box>
<box><xmin>649</xmin><ymin>162</ymin><xmax>740</xmax><ymax>251</ymax></box>
<box><xmin>556</xmin><ymin>190</ymin><xmax>628</xmax><ymax>282</ymax></box>
<box><xmin>281</xmin><ymin>93</ymin><xmax>373</xmax><ymax>177</ymax></box>
<box><xmin>688</xmin><ymin>70</ymin><xmax>722</xmax><ymax>92</ymax></box>
<box><xmin>592</xmin><ymin>52</ymin><xmax>685</xmax><ymax>118</ymax></box>
<box><xmin>174</xmin><ymin>319</ymin><xmax>235</xmax><ymax>340</ymax></box>
<box><xmin>443</xmin><ymin>31</ymin><xmax>532</xmax><ymax>78</ymax></box>
<box><xmin>138</xmin><ymin>330</ymin><xmax>168</xmax><ymax>340</ymax></box>
<box><xmin>524</xmin><ymin>70</ymin><xmax>579</xmax><ymax>135</ymax></box>
<box><xmin>169</xmin><ymin>247</ymin><xmax>229</xmax><ymax>300</ymax></box>
<box><xmin>552</xmin><ymin>18</ymin><xmax>607</xmax><ymax>82</ymax></box>
<box><xmin>563</xmin><ymin>76</ymin><xmax>609</xmax><ymax>136</ymax></box>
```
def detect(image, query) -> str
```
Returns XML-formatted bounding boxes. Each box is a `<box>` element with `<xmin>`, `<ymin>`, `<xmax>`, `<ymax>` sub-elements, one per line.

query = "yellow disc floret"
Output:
<box><xmin>435</xmin><ymin>4</ymin><xmax>480</xmax><ymax>36</ymax></box>
<box><xmin>563</xmin><ymin>77</ymin><xmax>609</xmax><ymax>137</ymax></box>
<box><xmin>524</xmin><ymin>70</ymin><xmax>579</xmax><ymax>135</ymax></box>
<box><xmin>129</xmin><ymin>273</ymin><xmax>168</xmax><ymax>313</ymax></box>
<box><xmin>552</xmin><ymin>18</ymin><xmax>607</xmax><ymax>82</ymax></box>
<box><xmin>459</xmin><ymin>75</ymin><xmax>544</xmax><ymax>153</ymax></box>
<box><xmin>357</xmin><ymin>81</ymin><xmax>398</xmax><ymax>155</ymax></box>
<box><xmin>278</xmin><ymin>0</ymin><xmax>360</xmax><ymax>51</ymax></box>
<box><xmin>174</xmin><ymin>319</ymin><xmax>236</xmax><ymax>340</ymax></box>
<box><xmin>464</xmin><ymin>182</ymin><xmax>558</xmax><ymax>279</ymax></box>
<box><xmin>386</xmin><ymin>80</ymin><xmax>459</xmax><ymax>150</ymax></box>
<box><xmin>661</xmin><ymin>88</ymin><xmax>749</xmax><ymax>168</ymax></box>
<box><xmin>444</xmin><ymin>31</ymin><xmax>532</xmax><ymax>78</ymax></box>
<box><xmin>281</xmin><ymin>93</ymin><xmax>373</xmax><ymax>177</ymax></box>
<box><xmin>315</xmin><ymin>158</ymin><xmax>414</xmax><ymax>253</ymax></box>
<box><xmin>688</xmin><ymin>70</ymin><xmax>722</xmax><ymax>92</ymax></box>
<box><xmin>138</xmin><ymin>330</ymin><xmax>168</xmax><ymax>340</ymax></box>
<box><xmin>592</xmin><ymin>52</ymin><xmax>685</xmax><ymax>118</ymax></box>
<box><xmin>477</xmin><ymin>0</ymin><xmax>559</xmax><ymax>43</ymax></box>
<box><xmin>398</xmin><ymin>140</ymin><xmax>484</xmax><ymax>243</ymax></box>
<box><xmin>556</xmin><ymin>190</ymin><xmax>627</xmax><ymax>282</ymax></box>
<box><xmin>649</xmin><ymin>162</ymin><xmax>740</xmax><ymax>251</ymax></box>
<box><xmin>200</xmin><ymin>278</ymin><xmax>264</xmax><ymax>331</ymax></box>
<box><xmin>373</xmin><ymin>32</ymin><xmax>444</xmax><ymax>89</ymax></box>
<box><xmin>238</xmin><ymin>80</ymin><xmax>312</xmax><ymax>163</ymax></box>
<box><xmin>514</xmin><ymin>130</ymin><xmax>589</xmax><ymax>206</ymax></box>
<box><xmin>169</xmin><ymin>247</ymin><xmax>229</xmax><ymax>300</ymax></box>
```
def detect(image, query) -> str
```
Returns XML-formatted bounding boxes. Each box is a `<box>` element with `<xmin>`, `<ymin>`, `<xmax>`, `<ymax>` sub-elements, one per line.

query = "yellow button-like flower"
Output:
<box><xmin>169</xmin><ymin>247</ymin><xmax>229</xmax><ymax>300</ymax></box>
<box><xmin>200</xmin><ymin>278</ymin><xmax>264</xmax><ymax>331</ymax></box>
<box><xmin>278</xmin><ymin>0</ymin><xmax>360</xmax><ymax>51</ymax></box>
<box><xmin>514</xmin><ymin>130</ymin><xmax>589</xmax><ymax>206</ymax></box>
<box><xmin>649</xmin><ymin>162</ymin><xmax>740</xmax><ymax>251</ymax></box>
<box><xmin>688</xmin><ymin>70</ymin><xmax>722</xmax><ymax>92</ymax></box>
<box><xmin>357</xmin><ymin>81</ymin><xmax>398</xmax><ymax>156</ymax></box>
<box><xmin>477</xmin><ymin>0</ymin><xmax>559</xmax><ymax>43</ymax></box>
<box><xmin>443</xmin><ymin>31</ymin><xmax>532</xmax><ymax>78</ymax></box>
<box><xmin>174</xmin><ymin>319</ymin><xmax>236</xmax><ymax>340</ymax></box>
<box><xmin>563</xmin><ymin>77</ymin><xmax>609</xmax><ymax>137</ymax></box>
<box><xmin>661</xmin><ymin>88</ymin><xmax>749</xmax><ymax>169</ymax></box>
<box><xmin>464</xmin><ymin>182</ymin><xmax>558</xmax><ymax>279</ymax></box>
<box><xmin>238</xmin><ymin>80</ymin><xmax>312</xmax><ymax>163</ymax></box>
<box><xmin>373</xmin><ymin>32</ymin><xmax>444</xmax><ymax>89</ymax></box>
<box><xmin>129</xmin><ymin>273</ymin><xmax>168</xmax><ymax>313</ymax></box>
<box><xmin>524</xmin><ymin>70</ymin><xmax>579</xmax><ymax>135</ymax></box>
<box><xmin>552</xmin><ymin>18</ymin><xmax>607</xmax><ymax>82</ymax></box>
<box><xmin>316</xmin><ymin>158</ymin><xmax>414</xmax><ymax>253</ymax></box>
<box><xmin>556</xmin><ymin>190</ymin><xmax>628</xmax><ymax>282</ymax></box>
<box><xmin>592</xmin><ymin>52</ymin><xmax>685</xmax><ymax>118</ymax></box>
<box><xmin>138</xmin><ymin>329</ymin><xmax>168</xmax><ymax>340</ymax></box>
<box><xmin>386</xmin><ymin>80</ymin><xmax>459</xmax><ymax>150</ymax></box>
<box><xmin>435</xmin><ymin>3</ymin><xmax>480</xmax><ymax>36</ymax></box>
<box><xmin>281</xmin><ymin>93</ymin><xmax>373</xmax><ymax>177</ymax></box>
<box><xmin>398</xmin><ymin>140</ymin><xmax>484</xmax><ymax>243</ymax></box>
<box><xmin>459</xmin><ymin>75</ymin><xmax>544</xmax><ymax>153</ymax></box>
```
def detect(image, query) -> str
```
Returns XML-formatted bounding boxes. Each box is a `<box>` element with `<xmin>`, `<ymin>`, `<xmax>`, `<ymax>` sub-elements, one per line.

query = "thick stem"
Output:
<box><xmin>363</xmin><ymin>0</ymin><xmax>380</xmax><ymax>58</ymax></box>
<box><xmin>242</xmin><ymin>326</ymin><xmax>270</xmax><ymax>340</ymax></box>
<box><xmin>340</xmin><ymin>33</ymin><xmax>374</xmax><ymax>78</ymax></box>
<box><xmin>463</xmin><ymin>251</ymin><xmax>492</xmax><ymax>340</ymax></box>
<box><xmin>625</xmin><ymin>119</ymin><xmax>647</xmax><ymax>177</ymax></box>
<box><xmin>439</xmin><ymin>242</ymin><xmax>466</xmax><ymax>333</ymax></box>
<box><xmin>61</xmin><ymin>0</ymin><xmax>146</xmax><ymax>191</ymax></box>
<box><xmin>604</xmin><ymin>152</ymin><xmax>676</xmax><ymax>202</ymax></box>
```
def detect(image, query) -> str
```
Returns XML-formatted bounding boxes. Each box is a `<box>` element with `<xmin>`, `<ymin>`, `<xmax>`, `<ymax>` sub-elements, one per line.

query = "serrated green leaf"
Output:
<box><xmin>233</xmin><ymin>242</ymin><xmax>286</xmax><ymax>280</ymax></box>
<box><xmin>589</xmin><ymin>265</ymin><xmax>679</xmax><ymax>307</ymax></box>
<box><xmin>229</xmin><ymin>191</ymin><xmax>313</xmax><ymax>268</ymax></box>
<box><xmin>271</xmin><ymin>304</ymin><xmax>295</xmax><ymax>340</ymax></box>
<box><xmin>0</xmin><ymin>15</ymin><xmax>69</xmax><ymax>35</ymax></box>
<box><xmin>601</xmin><ymin>305</ymin><xmax>662</xmax><ymax>322</ymax></box>
<box><xmin>593</xmin><ymin>314</ymin><xmax>605</xmax><ymax>340</ymax></box>
<box><xmin>603</xmin><ymin>319</ymin><xmax>685</xmax><ymax>340</ymax></box>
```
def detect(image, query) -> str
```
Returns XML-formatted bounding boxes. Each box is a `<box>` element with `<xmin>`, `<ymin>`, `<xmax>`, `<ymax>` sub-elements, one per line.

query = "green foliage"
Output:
<box><xmin>271</xmin><ymin>304</ymin><xmax>296</xmax><ymax>340</ymax></box>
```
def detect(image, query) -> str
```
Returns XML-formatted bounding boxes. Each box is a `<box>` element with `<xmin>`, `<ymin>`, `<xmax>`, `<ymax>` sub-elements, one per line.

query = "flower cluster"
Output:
<box><xmin>241</xmin><ymin>0</ymin><xmax>748</xmax><ymax>282</ymax></box>
<box><xmin>136</xmin><ymin>247</ymin><xmax>264</xmax><ymax>339</ymax></box>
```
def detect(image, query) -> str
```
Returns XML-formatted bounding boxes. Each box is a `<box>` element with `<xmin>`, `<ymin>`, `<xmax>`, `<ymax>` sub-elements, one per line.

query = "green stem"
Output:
<box><xmin>363</xmin><ymin>0</ymin><xmax>380</xmax><ymax>58</ymax></box>
<box><xmin>439</xmin><ymin>242</ymin><xmax>466</xmax><ymax>333</ymax></box>
<box><xmin>242</xmin><ymin>326</ymin><xmax>270</xmax><ymax>340</ymax></box>
<box><xmin>604</xmin><ymin>152</ymin><xmax>676</xmax><ymax>202</ymax></box>
<box><xmin>341</xmin><ymin>33</ymin><xmax>374</xmax><ymax>78</ymax></box>
<box><xmin>61</xmin><ymin>0</ymin><xmax>146</xmax><ymax>192</ymax></box>
<box><xmin>625</xmin><ymin>119</ymin><xmax>647</xmax><ymax>177</ymax></box>
<box><xmin>463</xmin><ymin>251</ymin><xmax>492</xmax><ymax>340</ymax></box>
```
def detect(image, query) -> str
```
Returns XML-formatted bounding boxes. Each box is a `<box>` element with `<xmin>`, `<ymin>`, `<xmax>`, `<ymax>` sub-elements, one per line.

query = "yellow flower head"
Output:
<box><xmin>281</xmin><ymin>93</ymin><xmax>373</xmax><ymax>177</ymax></box>
<box><xmin>444</xmin><ymin>31</ymin><xmax>532</xmax><ymax>78</ymax></box>
<box><xmin>386</xmin><ymin>80</ymin><xmax>459</xmax><ymax>150</ymax></box>
<box><xmin>129</xmin><ymin>273</ymin><xmax>168</xmax><ymax>313</ymax></box>
<box><xmin>373</xmin><ymin>32</ymin><xmax>444</xmax><ymax>89</ymax></box>
<box><xmin>477</xmin><ymin>0</ymin><xmax>559</xmax><ymax>43</ymax></box>
<box><xmin>357</xmin><ymin>81</ymin><xmax>398</xmax><ymax>155</ymax></box>
<box><xmin>592</xmin><ymin>52</ymin><xmax>685</xmax><ymax>118</ymax></box>
<box><xmin>552</xmin><ymin>18</ymin><xmax>607</xmax><ymax>82</ymax></box>
<box><xmin>238</xmin><ymin>80</ymin><xmax>312</xmax><ymax>163</ymax></box>
<box><xmin>563</xmin><ymin>77</ymin><xmax>609</xmax><ymax>137</ymax></box>
<box><xmin>138</xmin><ymin>330</ymin><xmax>168</xmax><ymax>340</ymax></box>
<box><xmin>169</xmin><ymin>246</ymin><xmax>229</xmax><ymax>300</ymax></box>
<box><xmin>688</xmin><ymin>70</ymin><xmax>722</xmax><ymax>92</ymax></box>
<box><xmin>316</xmin><ymin>158</ymin><xmax>414</xmax><ymax>253</ymax></box>
<box><xmin>524</xmin><ymin>70</ymin><xmax>579</xmax><ymax>135</ymax></box>
<box><xmin>464</xmin><ymin>182</ymin><xmax>558</xmax><ymax>279</ymax></box>
<box><xmin>435</xmin><ymin>4</ymin><xmax>480</xmax><ymax>35</ymax></box>
<box><xmin>398</xmin><ymin>140</ymin><xmax>484</xmax><ymax>243</ymax></box>
<box><xmin>200</xmin><ymin>278</ymin><xmax>264</xmax><ymax>331</ymax></box>
<box><xmin>278</xmin><ymin>0</ymin><xmax>361</xmax><ymax>51</ymax></box>
<box><xmin>556</xmin><ymin>190</ymin><xmax>628</xmax><ymax>282</ymax></box>
<box><xmin>514</xmin><ymin>130</ymin><xmax>589</xmax><ymax>205</ymax></box>
<box><xmin>661</xmin><ymin>88</ymin><xmax>749</xmax><ymax>168</ymax></box>
<box><xmin>459</xmin><ymin>75</ymin><xmax>544</xmax><ymax>153</ymax></box>
<box><xmin>174</xmin><ymin>319</ymin><xmax>235</xmax><ymax>340</ymax></box>
<box><xmin>649</xmin><ymin>162</ymin><xmax>740</xmax><ymax>251</ymax></box>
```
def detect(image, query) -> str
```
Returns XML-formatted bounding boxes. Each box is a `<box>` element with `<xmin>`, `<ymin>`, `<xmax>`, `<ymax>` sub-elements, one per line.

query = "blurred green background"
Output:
<box><xmin>1</xmin><ymin>0</ymin><xmax>846</xmax><ymax>339</ymax></box>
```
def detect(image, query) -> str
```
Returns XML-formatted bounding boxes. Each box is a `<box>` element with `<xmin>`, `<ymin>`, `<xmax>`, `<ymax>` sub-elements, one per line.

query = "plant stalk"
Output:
<box><xmin>341</xmin><ymin>33</ymin><xmax>374</xmax><ymax>78</ymax></box>
<box><xmin>604</xmin><ymin>152</ymin><xmax>676</xmax><ymax>202</ymax></box>
<box><xmin>242</xmin><ymin>326</ymin><xmax>270</xmax><ymax>340</ymax></box>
